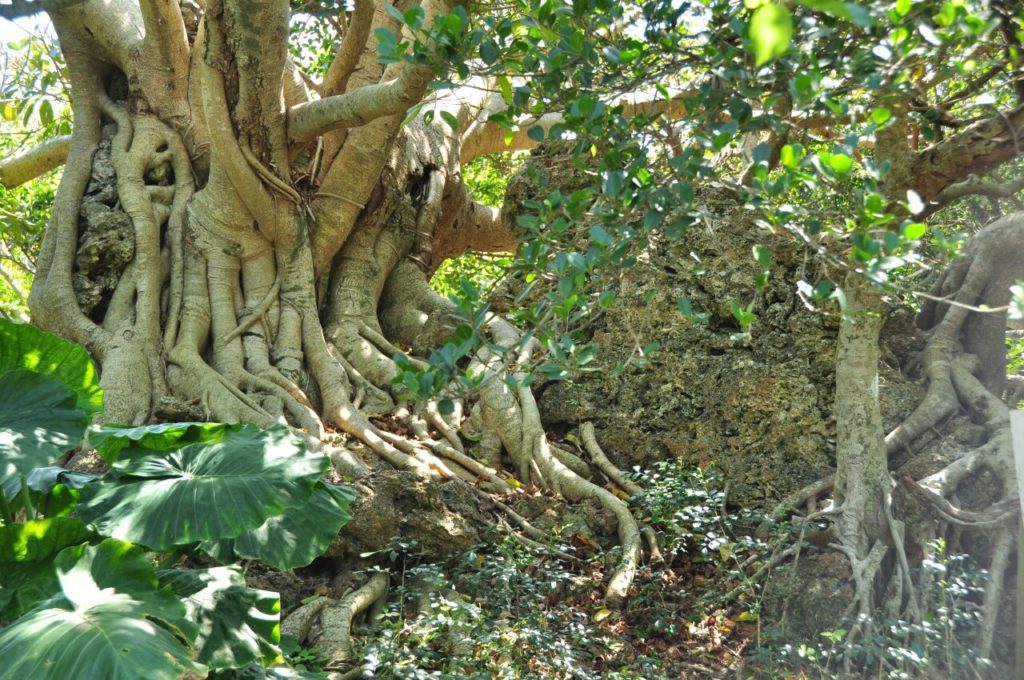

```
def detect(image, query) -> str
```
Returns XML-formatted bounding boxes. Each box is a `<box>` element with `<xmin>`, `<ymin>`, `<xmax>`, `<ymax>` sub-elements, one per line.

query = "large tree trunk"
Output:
<box><xmin>20</xmin><ymin>4</ymin><xmax>653</xmax><ymax>661</ymax></box>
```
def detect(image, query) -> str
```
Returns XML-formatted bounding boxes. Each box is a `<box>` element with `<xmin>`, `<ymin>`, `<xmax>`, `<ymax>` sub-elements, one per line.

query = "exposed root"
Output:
<box><xmin>762</xmin><ymin>221</ymin><xmax>1024</xmax><ymax>666</ymax></box>
<box><xmin>581</xmin><ymin>421</ymin><xmax>644</xmax><ymax>496</ymax></box>
<box><xmin>283</xmin><ymin>573</ymin><xmax>390</xmax><ymax>669</ymax></box>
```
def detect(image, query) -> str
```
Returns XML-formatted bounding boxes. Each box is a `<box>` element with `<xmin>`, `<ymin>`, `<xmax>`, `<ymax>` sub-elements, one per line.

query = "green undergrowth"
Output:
<box><xmin>325</xmin><ymin>461</ymin><xmax>991</xmax><ymax>679</ymax></box>
<box><xmin>750</xmin><ymin>540</ymin><xmax>990</xmax><ymax>679</ymax></box>
<box><xmin>333</xmin><ymin>462</ymin><xmax>775</xmax><ymax>678</ymax></box>
<box><xmin>0</xmin><ymin>318</ymin><xmax>354</xmax><ymax>680</ymax></box>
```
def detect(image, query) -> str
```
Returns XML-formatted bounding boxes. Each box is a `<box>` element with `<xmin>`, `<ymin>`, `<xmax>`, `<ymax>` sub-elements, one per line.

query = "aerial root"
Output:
<box><xmin>281</xmin><ymin>572</ymin><xmax>389</xmax><ymax>671</ymax></box>
<box><xmin>531</xmin><ymin>431</ymin><xmax>642</xmax><ymax>608</ymax></box>
<box><xmin>581</xmin><ymin>422</ymin><xmax>644</xmax><ymax>496</ymax></box>
<box><xmin>640</xmin><ymin>524</ymin><xmax>665</xmax><ymax>564</ymax></box>
<box><xmin>579</xmin><ymin>422</ymin><xmax>665</xmax><ymax>563</ymax></box>
<box><xmin>770</xmin><ymin>474</ymin><xmax>835</xmax><ymax>519</ymax></box>
<box><xmin>423</xmin><ymin>399</ymin><xmax>464</xmax><ymax>451</ymax></box>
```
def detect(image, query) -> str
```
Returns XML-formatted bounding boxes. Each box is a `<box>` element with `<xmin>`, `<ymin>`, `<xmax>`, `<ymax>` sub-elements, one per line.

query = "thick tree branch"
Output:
<box><xmin>431</xmin><ymin>198</ymin><xmax>516</xmax><ymax>269</ymax></box>
<box><xmin>0</xmin><ymin>135</ymin><xmax>70</xmax><ymax>188</ymax></box>
<box><xmin>289</xmin><ymin>0</ymin><xmax>452</xmax><ymax>144</ymax></box>
<box><xmin>139</xmin><ymin>0</ymin><xmax>191</xmax><ymax>120</ymax></box>
<box><xmin>890</xmin><ymin>104</ymin><xmax>1024</xmax><ymax>204</ymax></box>
<box><xmin>461</xmin><ymin>108</ymin><xmax>564</xmax><ymax>163</ymax></box>
<box><xmin>288</xmin><ymin>62</ymin><xmax>436</xmax><ymax>143</ymax></box>
<box><xmin>320</xmin><ymin>0</ymin><xmax>375</xmax><ymax>97</ymax></box>
<box><xmin>931</xmin><ymin>173</ymin><xmax>1024</xmax><ymax>211</ymax></box>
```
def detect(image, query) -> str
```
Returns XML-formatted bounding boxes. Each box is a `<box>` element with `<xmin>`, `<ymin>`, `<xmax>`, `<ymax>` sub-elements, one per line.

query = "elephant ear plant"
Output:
<box><xmin>0</xmin><ymin>318</ymin><xmax>354</xmax><ymax>679</ymax></box>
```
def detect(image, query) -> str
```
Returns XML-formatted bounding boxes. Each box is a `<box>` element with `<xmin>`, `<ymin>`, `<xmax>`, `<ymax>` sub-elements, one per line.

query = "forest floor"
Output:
<box><xmin>242</xmin><ymin>461</ymin><xmax>795</xmax><ymax>680</ymax></box>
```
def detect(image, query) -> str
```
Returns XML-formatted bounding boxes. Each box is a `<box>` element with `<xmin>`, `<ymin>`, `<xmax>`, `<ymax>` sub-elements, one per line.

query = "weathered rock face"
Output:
<box><xmin>507</xmin><ymin>144</ymin><xmax>924</xmax><ymax>509</ymax></box>
<box><xmin>327</xmin><ymin>470</ymin><xmax>489</xmax><ymax>563</ymax></box>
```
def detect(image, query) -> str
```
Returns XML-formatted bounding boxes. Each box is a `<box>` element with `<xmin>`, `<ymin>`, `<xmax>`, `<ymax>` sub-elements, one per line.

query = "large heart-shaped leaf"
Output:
<box><xmin>0</xmin><ymin>318</ymin><xmax>103</xmax><ymax>416</ymax></box>
<box><xmin>2</xmin><ymin>466</ymin><xmax>97</xmax><ymax>519</ymax></box>
<box><xmin>0</xmin><ymin>370</ymin><xmax>88</xmax><ymax>480</ymax></box>
<box><xmin>202</xmin><ymin>482</ymin><xmax>355</xmax><ymax>570</ymax></box>
<box><xmin>160</xmin><ymin>566</ymin><xmax>281</xmax><ymax>668</ymax></box>
<box><xmin>91</xmin><ymin>421</ymin><xmax>231</xmax><ymax>463</ymax></box>
<box><xmin>0</xmin><ymin>518</ymin><xmax>93</xmax><ymax>622</ymax></box>
<box><xmin>0</xmin><ymin>539</ymin><xmax>203</xmax><ymax>680</ymax></box>
<box><xmin>78</xmin><ymin>424</ymin><xmax>327</xmax><ymax>550</ymax></box>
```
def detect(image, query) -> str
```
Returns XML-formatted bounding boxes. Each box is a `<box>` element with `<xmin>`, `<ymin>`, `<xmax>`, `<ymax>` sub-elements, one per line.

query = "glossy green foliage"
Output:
<box><xmin>0</xmin><ymin>539</ymin><xmax>204</xmax><ymax>680</ymax></box>
<box><xmin>91</xmin><ymin>421</ymin><xmax>239</xmax><ymax>463</ymax></box>
<box><xmin>202</xmin><ymin>481</ymin><xmax>355</xmax><ymax>570</ymax></box>
<box><xmin>0</xmin><ymin>322</ymin><xmax>354</xmax><ymax>676</ymax></box>
<box><xmin>78</xmin><ymin>424</ymin><xmax>328</xmax><ymax>550</ymax></box>
<box><xmin>0</xmin><ymin>370</ymin><xmax>87</xmax><ymax>478</ymax></box>
<box><xmin>0</xmin><ymin>317</ymin><xmax>103</xmax><ymax>415</ymax></box>
<box><xmin>159</xmin><ymin>566</ymin><xmax>281</xmax><ymax>668</ymax></box>
<box><xmin>0</xmin><ymin>517</ymin><xmax>92</xmax><ymax>622</ymax></box>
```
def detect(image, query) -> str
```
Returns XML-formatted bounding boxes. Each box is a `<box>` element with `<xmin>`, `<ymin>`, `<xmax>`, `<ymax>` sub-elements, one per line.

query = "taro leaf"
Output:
<box><xmin>0</xmin><ymin>318</ymin><xmax>103</xmax><ymax>416</ymax></box>
<box><xmin>24</xmin><ymin>465</ymin><xmax>97</xmax><ymax>491</ymax></box>
<box><xmin>91</xmin><ymin>421</ymin><xmax>231</xmax><ymax>463</ymax></box>
<box><xmin>202</xmin><ymin>482</ymin><xmax>355</xmax><ymax>570</ymax></box>
<box><xmin>0</xmin><ymin>370</ymin><xmax>88</xmax><ymax>479</ymax></box>
<box><xmin>78</xmin><ymin>424</ymin><xmax>327</xmax><ymax>550</ymax></box>
<box><xmin>0</xmin><ymin>517</ymin><xmax>93</xmax><ymax>622</ymax></box>
<box><xmin>160</xmin><ymin>566</ymin><xmax>281</xmax><ymax>668</ymax></box>
<box><xmin>0</xmin><ymin>539</ymin><xmax>203</xmax><ymax>680</ymax></box>
<box><xmin>2</xmin><ymin>467</ymin><xmax>95</xmax><ymax>519</ymax></box>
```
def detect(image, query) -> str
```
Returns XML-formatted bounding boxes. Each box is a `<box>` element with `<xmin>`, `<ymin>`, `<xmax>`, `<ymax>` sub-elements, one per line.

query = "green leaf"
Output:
<box><xmin>38</xmin><ymin>99</ymin><xmax>53</xmax><ymax>126</ymax></box>
<box><xmin>400</xmin><ymin>101</ymin><xmax>425</xmax><ymax>128</ymax></box>
<box><xmin>753</xmin><ymin>244</ymin><xmax>772</xmax><ymax>268</ymax></box>
<box><xmin>0</xmin><ymin>370</ymin><xmax>88</xmax><ymax>479</ymax></box>
<box><xmin>447</xmin><ymin>6</ymin><xmax>468</xmax><ymax>33</ymax></box>
<box><xmin>0</xmin><ymin>518</ymin><xmax>93</xmax><ymax>622</ymax></box>
<box><xmin>159</xmin><ymin>566</ymin><xmax>280</xmax><ymax>668</ymax></box>
<box><xmin>903</xmin><ymin>222</ymin><xmax>927</xmax><ymax>240</ymax></box>
<box><xmin>0</xmin><ymin>517</ymin><xmax>92</xmax><ymax>563</ymax></box>
<box><xmin>90</xmin><ymin>421</ymin><xmax>230</xmax><ymax>463</ymax></box>
<box><xmin>437</xmin><ymin>398</ymin><xmax>455</xmax><ymax>416</ymax></box>
<box><xmin>749</xmin><ymin>4</ymin><xmax>793</xmax><ymax>66</ymax></box>
<box><xmin>440</xmin><ymin>110</ymin><xmax>459</xmax><ymax>133</ymax></box>
<box><xmin>2</xmin><ymin>467</ymin><xmax>94</xmax><ymax>521</ymax></box>
<box><xmin>796</xmin><ymin>0</ymin><xmax>873</xmax><ymax>27</ymax></box>
<box><xmin>779</xmin><ymin>143</ymin><xmax>799</xmax><ymax>168</ymax></box>
<box><xmin>0</xmin><ymin>319</ymin><xmax>103</xmax><ymax>416</ymax></box>
<box><xmin>497</xmin><ymin>75</ymin><xmax>513</xmax><ymax>105</ymax></box>
<box><xmin>829</xmin><ymin>152</ymin><xmax>854</xmax><ymax>174</ymax></box>
<box><xmin>872</xmin><ymin>107</ymin><xmax>891</xmax><ymax>125</ymax></box>
<box><xmin>78</xmin><ymin>425</ymin><xmax>327</xmax><ymax>550</ymax></box>
<box><xmin>201</xmin><ymin>483</ymin><xmax>354</xmax><ymax>570</ymax></box>
<box><xmin>403</xmin><ymin>5</ymin><xmax>424</xmax><ymax>31</ymax></box>
<box><xmin>480</xmin><ymin>39</ymin><xmax>500</xmax><ymax>65</ymax></box>
<box><xmin>0</xmin><ymin>539</ymin><xmax>203</xmax><ymax>680</ymax></box>
<box><xmin>602</xmin><ymin>170</ymin><xmax>625</xmax><ymax>197</ymax></box>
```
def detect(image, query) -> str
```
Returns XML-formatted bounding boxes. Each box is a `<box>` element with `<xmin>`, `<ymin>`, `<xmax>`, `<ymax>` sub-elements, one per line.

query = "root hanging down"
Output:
<box><xmin>756</xmin><ymin>216</ymin><xmax>1024</xmax><ymax>664</ymax></box>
